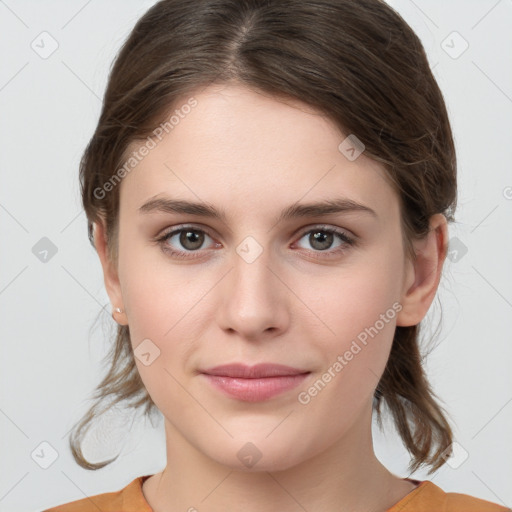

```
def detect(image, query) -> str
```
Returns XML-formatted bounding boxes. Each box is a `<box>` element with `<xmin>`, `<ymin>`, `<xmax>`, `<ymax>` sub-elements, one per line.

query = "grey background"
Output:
<box><xmin>0</xmin><ymin>0</ymin><xmax>511</xmax><ymax>510</ymax></box>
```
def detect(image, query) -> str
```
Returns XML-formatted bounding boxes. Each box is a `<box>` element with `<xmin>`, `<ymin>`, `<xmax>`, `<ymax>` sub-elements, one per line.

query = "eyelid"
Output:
<box><xmin>295</xmin><ymin>223</ymin><xmax>355</xmax><ymax>240</ymax></box>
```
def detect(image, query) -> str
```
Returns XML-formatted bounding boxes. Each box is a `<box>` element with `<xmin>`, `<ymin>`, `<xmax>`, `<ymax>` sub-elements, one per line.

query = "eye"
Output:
<box><xmin>294</xmin><ymin>225</ymin><xmax>356</xmax><ymax>258</ymax></box>
<box><xmin>155</xmin><ymin>225</ymin><xmax>218</xmax><ymax>259</ymax></box>
<box><xmin>154</xmin><ymin>224</ymin><xmax>356</xmax><ymax>261</ymax></box>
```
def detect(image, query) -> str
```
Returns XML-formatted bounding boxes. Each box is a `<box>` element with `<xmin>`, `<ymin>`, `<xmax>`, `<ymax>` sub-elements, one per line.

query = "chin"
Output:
<box><xmin>204</xmin><ymin>436</ymin><xmax>311</xmax><ymax>473</ymax></box>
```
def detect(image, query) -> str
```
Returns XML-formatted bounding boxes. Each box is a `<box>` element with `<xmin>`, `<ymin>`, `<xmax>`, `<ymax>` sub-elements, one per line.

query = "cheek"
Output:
<box><xmin>306</xmin><ymin>244</ymin><xmax>404</xmax><ymax>398</ymax></box>
<box><xmin>118</xmin><ymin>237</ymin><xmax>192</xmax><ymax>328</ymax></box>
<box><xmin>320</xmin><ymin>244</ymin><xmax>404</xmax><ymax>339</ymax></box>
<box><xmin>117</xmin><ymin>241</ymin><xmax>213</xmax><ymax>375</ymax></box>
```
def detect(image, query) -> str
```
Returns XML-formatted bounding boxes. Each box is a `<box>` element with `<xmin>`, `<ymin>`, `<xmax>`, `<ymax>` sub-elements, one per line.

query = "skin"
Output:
<box><xmin>94</xmin><ymin>82</ymin><xmax>448</xmax><ymax>512</ymax></box>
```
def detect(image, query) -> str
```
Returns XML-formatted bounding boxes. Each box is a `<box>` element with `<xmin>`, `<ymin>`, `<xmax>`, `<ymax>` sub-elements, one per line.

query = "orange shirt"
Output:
<box><xmin>42</xmin><ymin>475</ymin><xmax>511</xmax><ymax>511</ymax></box>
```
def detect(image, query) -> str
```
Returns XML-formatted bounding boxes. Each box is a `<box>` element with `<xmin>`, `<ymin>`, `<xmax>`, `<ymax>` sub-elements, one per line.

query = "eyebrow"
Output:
<box><xmin>138</xmin><ymin>196</ymin><xmax>377</xmax><ymax>223</ymax></box>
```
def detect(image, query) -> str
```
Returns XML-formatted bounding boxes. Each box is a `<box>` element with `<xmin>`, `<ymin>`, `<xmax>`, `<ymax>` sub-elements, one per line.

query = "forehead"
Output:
<box><xmin>118</xmin><ymin>83</ymin><xmax>397</xmax><ymax>220</ymax></box>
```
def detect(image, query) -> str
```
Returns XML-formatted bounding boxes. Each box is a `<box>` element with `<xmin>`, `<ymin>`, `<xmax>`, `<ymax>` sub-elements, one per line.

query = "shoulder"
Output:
<box><xmin>444</xmin><ymin>489</ymin><xmax>511</xmax><ymax>512</ymax></box>
<box><xmin>389</xmin><ymin>481</ymin><xmax>511</xmax><ymax>512</ymax></box>
<box><xmin>41</xmin><ymin>475</ymin><xmax>153</xmax><ymax>512</ymax></box>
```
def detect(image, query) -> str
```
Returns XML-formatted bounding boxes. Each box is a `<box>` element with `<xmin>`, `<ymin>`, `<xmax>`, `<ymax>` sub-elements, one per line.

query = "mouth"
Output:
<box><xmin>200</xmin><ymin>363</ymin><xmax>311</xmax><ymax>402</ymax></box>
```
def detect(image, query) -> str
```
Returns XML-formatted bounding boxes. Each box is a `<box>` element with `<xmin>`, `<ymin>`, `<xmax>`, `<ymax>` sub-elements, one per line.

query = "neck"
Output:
<box><xmin>143</xmin><ymin>405</ymin><xmax>416</xmax><ymax>512</ymax></box>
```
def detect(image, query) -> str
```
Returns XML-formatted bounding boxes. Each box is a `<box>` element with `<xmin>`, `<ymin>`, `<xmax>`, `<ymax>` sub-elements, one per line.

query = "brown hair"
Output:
<box><xmin>71</xmin><ymin>0</ymin><xmax>457</xmax><ymax>474</ymax></box>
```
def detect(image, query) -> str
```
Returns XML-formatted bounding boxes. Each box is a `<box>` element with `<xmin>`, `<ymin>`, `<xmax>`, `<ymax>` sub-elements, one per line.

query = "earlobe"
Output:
<box><xmin>93</xmin><ymin>220</ymin><xmax>127</xmax><ymax>325</ymax></box>
<box><xmin>396</xmin><ymin>214</ymin><xmax>448</xmax><ymax>327</ymax></box>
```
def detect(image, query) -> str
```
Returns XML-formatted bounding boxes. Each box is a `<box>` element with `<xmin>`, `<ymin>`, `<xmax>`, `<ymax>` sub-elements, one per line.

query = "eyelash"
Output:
<box><xmin>154</xmin><ymin>224</ymin><xmax>356</xmax><ymax>261</ymax></box>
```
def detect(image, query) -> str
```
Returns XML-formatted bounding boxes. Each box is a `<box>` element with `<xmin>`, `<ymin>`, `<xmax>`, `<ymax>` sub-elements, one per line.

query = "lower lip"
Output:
<box><xmin>202</xmin><ymin>373</ymin><xmax>310</xmax><ymax>402</ymax></box>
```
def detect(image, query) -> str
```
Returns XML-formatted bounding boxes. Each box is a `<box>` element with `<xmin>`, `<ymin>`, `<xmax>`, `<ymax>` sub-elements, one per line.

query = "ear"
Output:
<box><xmin>93</xmin><ymin>219</ymin><xmax>127</xmax><ymax>325</ymax></box>
<box><xmin>396</xmin><ymin>213</ymin><xmax>448</xmax><ymax>327</ymax></box>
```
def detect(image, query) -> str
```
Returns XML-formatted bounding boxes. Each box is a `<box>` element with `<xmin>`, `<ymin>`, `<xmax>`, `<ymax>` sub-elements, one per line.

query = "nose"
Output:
<box><xmin>215</xmin><ymin>244</ymin><xmax>290</xmax><ymax>341</ymax></box>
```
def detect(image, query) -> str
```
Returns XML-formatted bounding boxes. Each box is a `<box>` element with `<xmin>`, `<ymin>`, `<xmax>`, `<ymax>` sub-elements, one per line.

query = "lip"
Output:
<box><xmin>202</xmin><ymin>363</ymin><xmax>308</xmax><ymax>378</ymax></box>
<box><xmin>200</xmin><ymin>363</ymin><xmax>310</xmax><ymax>402</ymax></box>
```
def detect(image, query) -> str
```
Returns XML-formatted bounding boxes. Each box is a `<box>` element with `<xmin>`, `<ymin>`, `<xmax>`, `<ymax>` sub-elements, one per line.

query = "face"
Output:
<box><xmin>98</xmin><ymin>82</ymin><xmax>426</xmax><ymax>472</ymax></box>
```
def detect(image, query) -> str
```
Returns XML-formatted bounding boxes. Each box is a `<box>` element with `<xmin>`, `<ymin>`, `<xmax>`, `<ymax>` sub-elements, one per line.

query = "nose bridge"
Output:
<box><xmin>216</xmin><ymin>236</ymin><xmax>288</xmax><ymax>338</ymax></box>
<box><xmin>233</xmin><ymin>240</ymin><xmax>274</xmax><ymax>297</ymax></box>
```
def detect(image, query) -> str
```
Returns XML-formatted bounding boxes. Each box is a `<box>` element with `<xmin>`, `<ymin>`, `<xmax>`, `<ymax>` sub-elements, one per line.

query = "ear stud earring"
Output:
<box><xmin>112</xmin><ymin>306</ymin><xmax>124</xmax><ymax>322</ymax></box>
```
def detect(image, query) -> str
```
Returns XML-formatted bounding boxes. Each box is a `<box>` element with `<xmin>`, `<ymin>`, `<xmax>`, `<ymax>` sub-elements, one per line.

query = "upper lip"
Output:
<box><xmin>201</xmin><ymin>363</ymin><xmax>309</xmax><ymax>378</ymax></box>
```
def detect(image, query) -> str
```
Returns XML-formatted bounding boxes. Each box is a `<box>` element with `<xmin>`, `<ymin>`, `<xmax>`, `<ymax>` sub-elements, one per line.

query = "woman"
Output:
<box><xmin>43</xmin><ymin>0</ymin><xmax>510</xmax><ymax>510</ymax></box>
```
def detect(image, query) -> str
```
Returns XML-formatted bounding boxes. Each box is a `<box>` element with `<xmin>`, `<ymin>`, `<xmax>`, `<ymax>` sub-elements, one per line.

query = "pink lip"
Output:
<box><xmin>200</xmin><ymin>363</ymin><xmax>310</xmax><ymax>402</ymax></box>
